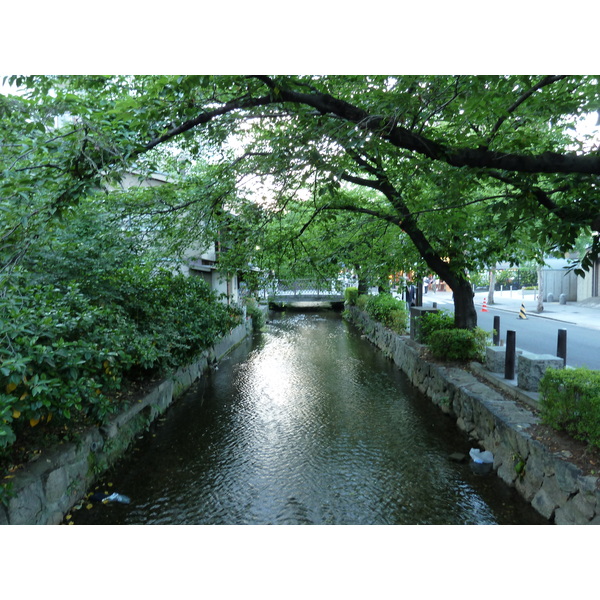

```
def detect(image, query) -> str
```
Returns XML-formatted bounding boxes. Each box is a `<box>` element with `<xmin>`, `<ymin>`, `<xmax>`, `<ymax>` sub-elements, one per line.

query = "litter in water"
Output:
<box><xmin>469</xmin><ymin>448</ymin><xmax>494</xmax><ymax>464</ymax></box>
<box><xmin>90</xmin><ymin>492</ymin><xmax>131</xmax><ymax>504</ymax></box>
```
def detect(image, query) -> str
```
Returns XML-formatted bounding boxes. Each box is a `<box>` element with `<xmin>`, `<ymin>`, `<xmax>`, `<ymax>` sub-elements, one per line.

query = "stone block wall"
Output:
<box><xmin>485</xmin><ymin>345</ymin><xmax>524</xmax><ymax>373</ymax></box>
<box><xmin>347</xmin><ymin>306</ymin><xmax>600</xmax><ymax>524</ymax></box>
<box><xmin>517</xmin><ymin>351</ymin><xmax>564</xmax><ymax>392</ymax></box>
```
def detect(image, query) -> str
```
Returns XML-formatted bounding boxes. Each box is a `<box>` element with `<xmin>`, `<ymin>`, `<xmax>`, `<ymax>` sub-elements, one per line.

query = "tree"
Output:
<box><xmin>3</xmin><ymin>75</ymin><xmax>599</xmax><ymax>328</ymax></box>
<box><xmin>488</xmin><ymin>270</ymin><xmax>496</xmax><ymax>305</ymax></box>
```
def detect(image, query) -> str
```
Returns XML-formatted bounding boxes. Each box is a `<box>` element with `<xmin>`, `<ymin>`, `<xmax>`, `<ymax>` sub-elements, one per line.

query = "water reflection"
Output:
<box><xmin>73</xmin><ymin>311</ymin><xmax>547</xmax><ymax>525</ymax></box>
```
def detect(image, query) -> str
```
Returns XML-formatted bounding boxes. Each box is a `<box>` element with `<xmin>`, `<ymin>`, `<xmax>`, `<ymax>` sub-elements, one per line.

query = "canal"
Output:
<box><xmin>72</xmin><ymin>310</ymin><xmax>547</xmax><ymax>525</ymax></box>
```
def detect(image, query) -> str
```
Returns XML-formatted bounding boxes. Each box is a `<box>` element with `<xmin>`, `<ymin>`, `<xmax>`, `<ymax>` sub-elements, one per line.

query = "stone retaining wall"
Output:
<box><xmin>347</xmin><ymin>306</ymin><xmax>600</xmax><ymax>524</ymax></box>
<box><xmin>0</xmin><ymin>320</ymin><xmax>252</xmax><ymax>525</ymax></box>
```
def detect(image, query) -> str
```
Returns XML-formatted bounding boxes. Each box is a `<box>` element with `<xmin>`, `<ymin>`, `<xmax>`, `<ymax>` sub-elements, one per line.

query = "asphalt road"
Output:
<box><xmin>476</xmin><ymin>309</ymin><xmax>599</xmax><ymax>370</ymax></box>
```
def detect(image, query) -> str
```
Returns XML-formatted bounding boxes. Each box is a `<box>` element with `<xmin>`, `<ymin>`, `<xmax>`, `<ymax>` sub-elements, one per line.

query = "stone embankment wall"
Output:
<box><xmin>348</xmin><ymin>306</ymin><xmax>600</xmax><ymax>525</ymax></box>
<box><xmin>1</xmin><ymin>320</ymin><xmax>252</xmax><ymax>526</ymax></box>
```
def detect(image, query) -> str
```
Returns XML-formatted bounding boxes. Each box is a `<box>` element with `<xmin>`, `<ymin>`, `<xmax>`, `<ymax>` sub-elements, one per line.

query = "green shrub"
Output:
<box><xmin>539</xmin><ymin>368</ymin><xmax>600</xmax><ymax>448</ymax></box>
<box><xmin>245</xmin><ymin>297</ymin><xmax>266</xmax><ymax>331</ymax></box>
<box><xmin>419</xmin><ymin>310</ymin><xmax>455</xmax><ymax>344</ymax></box>
<box><xmin>496</xmin><ymin>269</ymin><xmax>517</xmax><ymax>287</ymax></box>
<box><xmin>0</xmin><ymin>280</ymin><xmax>134</xmax><ymax>447</ymax></box>
<box><xmin>0</xmin><ymin>269</ymin><xmax>241</xmax><ymax>452</ymax></box>
<box><xmin>388</xmin><ymin>309</ymin><xmax>408</xmax><ymax>334</ymax></box>
<box><xmin>344</xmin><ymin>287</ymin><xmax>358</xmax><ymax>306</ymax></box>
<box><xmin>359</xmin><ymin>293</ymin><xmax>408</xmax><ymax>334</ymax></box>
<box><xmin>113</xmin><ymin>268</ymin><xmax>242</xmax><ymax>372</ymax></box>
<box><xmin>427</xmin><ymin>327</ymin><xmax>488</xmax><ymax>362</ymax></box>
<box><xmin>468</xmin><ymin>271</ymin><xmax>489</xmax><ymax>288</ymax></box>
<box><xmin>356</xmin><ymin>294</ymin><xmax>368</xmax><ymax>311</ymax></box>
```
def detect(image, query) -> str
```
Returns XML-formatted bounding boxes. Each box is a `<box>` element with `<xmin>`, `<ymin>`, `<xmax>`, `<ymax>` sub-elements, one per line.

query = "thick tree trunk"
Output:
<box><xmin>488</xmin><ymin>269</ymin><xmax>496</xmax><ymax>304</ymax></box>
<box><xmin>355</xmin><ymin>264</ymin><xmax>369</xmax><ymax>295</ymax></box>
<box><xmin>450</xmin><ymin>277</ymin><xmax>478</xmax><ymax>329</ymax></box>
<box><xmin>357</xmin><ymin>279</ymin><xmax>369</xmax><ymax>294</ymax></box>
<box><xmin>536</xmin><ymin>266</ymin><xmax>544</xmax><ymax>313</ymax></box>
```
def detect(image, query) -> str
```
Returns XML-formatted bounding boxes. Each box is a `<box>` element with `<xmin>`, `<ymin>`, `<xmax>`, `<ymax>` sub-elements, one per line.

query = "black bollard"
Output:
<box><xmin>493</xmin><ymin>316</ymin><xmax>500</xmax><ymax>346</ymax></box>
<box><xmin>557</xmin><ymin>329</ymin><xmax>567</xmax><ymax>367</ymax></box>
<box><xmin>505</xmin><ymin>330</ymin><xmax>516</xmax><ymax>380</ymax></box>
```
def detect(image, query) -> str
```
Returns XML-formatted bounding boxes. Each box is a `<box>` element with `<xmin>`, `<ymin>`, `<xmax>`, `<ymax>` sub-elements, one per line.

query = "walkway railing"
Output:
<box><xmin>267</xmin><ymin>278</ymin><xmax>352</xmax><ymax>303</ymax></box>
<box><xmin>272</xmin><ymin>278</ymin><xmax>343</xmax><ymax>296</ymax></box>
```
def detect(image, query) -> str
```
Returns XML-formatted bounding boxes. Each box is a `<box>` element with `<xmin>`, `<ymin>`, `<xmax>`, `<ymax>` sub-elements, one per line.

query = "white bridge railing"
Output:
<box><xmin>270</xmin><ymin>279</ymin><xmax>346</xmax><ymax>297</ymax></box>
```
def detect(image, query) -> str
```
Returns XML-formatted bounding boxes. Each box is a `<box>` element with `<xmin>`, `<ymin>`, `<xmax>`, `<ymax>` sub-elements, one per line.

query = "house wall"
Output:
<box><xmin>576</xmin><ymin>259</ymin><xmax>600</xmax><ymax>301</ymax></box>
<box><xmin>119</xmin><ymin>172</ymin><xmax>241</xmax><ymax>305</ymax></box>
<box><xmin>119</xmin><ymin>172</ymin><xmax>169</xmax><ymax>189</ymax></box>
<box><xmin>577</xmin><ymin>268</ymin><xmax>594</xmax><ymax>301</ymax></box>
<box><xmin>543</xmin><ymin>269</ymin><xmax>578</xmax><ymax>301</ymax></box>
<box><xmin>213</xmin><ymin>270</ymin><xmax>239</xmax><ymax>305</ymax></box>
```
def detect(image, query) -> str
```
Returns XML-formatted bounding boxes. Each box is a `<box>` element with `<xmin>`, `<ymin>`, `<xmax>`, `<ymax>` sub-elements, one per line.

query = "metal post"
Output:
<box><xmin>493</xmin><ymin>316</ymin><xmax>500</xmax><ymax>346</ymax></box>
<box><xmin>557</xmin><ymin>329</ymin><xmax>567</xmax><ymax>367</ymax></box>
<box><xmin>416</xmin><ymin>283</ymin><xmax>423</xmax><ymax>307</ymax></box>
<box><xmin>505</xmin><ymin>330</ymin><xmax>516</xmax><ymax>380</ymax></box>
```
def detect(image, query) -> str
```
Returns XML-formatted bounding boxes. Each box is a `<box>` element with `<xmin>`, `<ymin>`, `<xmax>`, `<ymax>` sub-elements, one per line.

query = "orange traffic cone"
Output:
<box><xmin>482</xmin><ymin>297</ymin><xmax>488</xmax><ymax>312</ymax></box>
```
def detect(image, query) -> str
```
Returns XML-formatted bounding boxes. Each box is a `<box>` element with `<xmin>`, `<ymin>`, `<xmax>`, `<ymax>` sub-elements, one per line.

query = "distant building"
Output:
<box><xmin>540</xmin><ymin>258</ymin><xmax>579</xmax><ymax>302</ymax></box>
<box><xmin>118</xmin><ymin>171</ymin><xmax>243</xmax><ymax>306</ymax></box>
<box><xmin>492</xmin><ymin>254</ymin><xmax>599</xmax><ymax>303</ymax></box>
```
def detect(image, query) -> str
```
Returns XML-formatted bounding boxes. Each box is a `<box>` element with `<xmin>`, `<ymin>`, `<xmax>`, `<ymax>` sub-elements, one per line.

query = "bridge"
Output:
<box><xmin>267</xmin><ymin>278</ymin><xmax>349</xmax><ymax>309</ymax></box>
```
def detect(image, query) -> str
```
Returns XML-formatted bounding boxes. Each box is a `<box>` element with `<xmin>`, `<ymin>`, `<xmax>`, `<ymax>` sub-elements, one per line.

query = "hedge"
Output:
<box><xmin>356</xmin><ymin>293</ymin><xmax>408</xmax><ymax>335</ymax></box>
<box><xmin>539</xmin><ymin>367</ymin><xmax>600</xmax><ymax>448</ymax></box>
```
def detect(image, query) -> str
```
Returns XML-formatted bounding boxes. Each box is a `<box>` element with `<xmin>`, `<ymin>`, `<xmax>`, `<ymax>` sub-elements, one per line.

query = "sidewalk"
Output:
<box><xmin>421</xmin><ymin>289</ymin><xmax>600</xmax><ymax>330</ymax></box>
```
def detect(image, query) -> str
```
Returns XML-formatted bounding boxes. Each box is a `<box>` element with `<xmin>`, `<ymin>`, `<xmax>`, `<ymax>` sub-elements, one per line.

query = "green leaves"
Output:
<box><xmin>0</xmin><ymin>74</ymin><xmax>598</xmax><ymax>437</ymax></box>
<box><xmin>540</xmin><ymin>368</ymin><xmax>600</xmax><ymax>448</ymax></box>
<box><xmin>359</xmin><ymin>293</ymin><xmax>409</xmax><ymax>334</ymax></box>
<box><xmin>0</xmin><ymin>261</ymin><xmax>240</xmax><ymax>453</ymax></box>
<box><xmin>427</xmin><ymin>327</ymin><xmax>489</xmax><ymax>363</ymax></box>
<box><xmin>115</xmin><ymin>267</ymin><xmax>242</xmax><ymax>372</ymax></box>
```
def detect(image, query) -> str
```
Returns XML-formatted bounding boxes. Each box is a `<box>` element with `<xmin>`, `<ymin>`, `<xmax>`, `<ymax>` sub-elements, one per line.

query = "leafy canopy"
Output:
<box><xmin>2</xmin><ymin>74</ymin><xmax>599</xmax><ymax>326</ymax></box>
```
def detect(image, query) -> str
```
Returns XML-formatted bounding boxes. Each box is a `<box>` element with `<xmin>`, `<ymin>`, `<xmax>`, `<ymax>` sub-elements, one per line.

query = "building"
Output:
<box><xmin>119</xmin><ymin>171</ymin><xmax>242</xmax><ymax>306</ymax></box>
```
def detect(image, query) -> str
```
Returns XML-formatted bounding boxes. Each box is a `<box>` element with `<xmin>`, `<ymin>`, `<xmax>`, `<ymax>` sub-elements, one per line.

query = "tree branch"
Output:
<box><xmin>484</xmin><ymin>170</ymin><xmax>572</xmax><ymax>219</ymax></box>
<box><xmin>141</xmin><ymin>94</ymin><xmax>275</xmax><ymax>153</ymax></box>
<box><xmin>485</xmin><ymin>75</ymin><xmax>567</xmax><ymax>147</ymax></box>
<box><xmin>253</xmin><ymin>76</ymin><xmax>600</xmax><ymax>175</ymax></box>
<box><xmin>322</xmin><ymin>203</ymin><xmax>399</xmax><ymax>225</ymax></box>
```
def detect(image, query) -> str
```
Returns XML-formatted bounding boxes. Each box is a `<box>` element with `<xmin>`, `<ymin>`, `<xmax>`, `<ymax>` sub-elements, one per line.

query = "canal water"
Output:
<box><xmin>73</xmin><ymin>310</ymin><xmax>547</xmax><ymax>525</ymax></box>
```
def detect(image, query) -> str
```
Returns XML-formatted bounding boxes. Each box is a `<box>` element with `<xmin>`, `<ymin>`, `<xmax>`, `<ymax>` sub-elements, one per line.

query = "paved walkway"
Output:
<box><xmin>421</xmin><ymin>289</ymin><xmax>600</xmax><ymax>329</ymax></box>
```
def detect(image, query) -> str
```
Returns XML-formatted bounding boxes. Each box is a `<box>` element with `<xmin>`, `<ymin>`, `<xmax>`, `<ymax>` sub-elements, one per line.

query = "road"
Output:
<box><xmin>426</xmin><ymin>292</ymin><xmax>600</xmax><ymax>370</ymax></box>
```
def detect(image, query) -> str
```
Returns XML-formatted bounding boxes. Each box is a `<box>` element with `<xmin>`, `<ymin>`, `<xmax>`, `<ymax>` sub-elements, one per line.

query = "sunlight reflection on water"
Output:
<box><xmin>74</xmin><ymin>311</ymin><xmax>547</xmax><ymax>525</ymax></box>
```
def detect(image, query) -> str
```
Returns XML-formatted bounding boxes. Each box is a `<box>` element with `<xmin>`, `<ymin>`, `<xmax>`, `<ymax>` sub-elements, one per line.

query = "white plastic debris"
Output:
<box><xmin>102</xmin><ymin>492</ymin><xmax>131</xmax><ymax>504</ymax></box>
<box><xmin>469</xmin><ymin>448</ymin><xmax>494</xmax><ymax>464</ymax></box>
